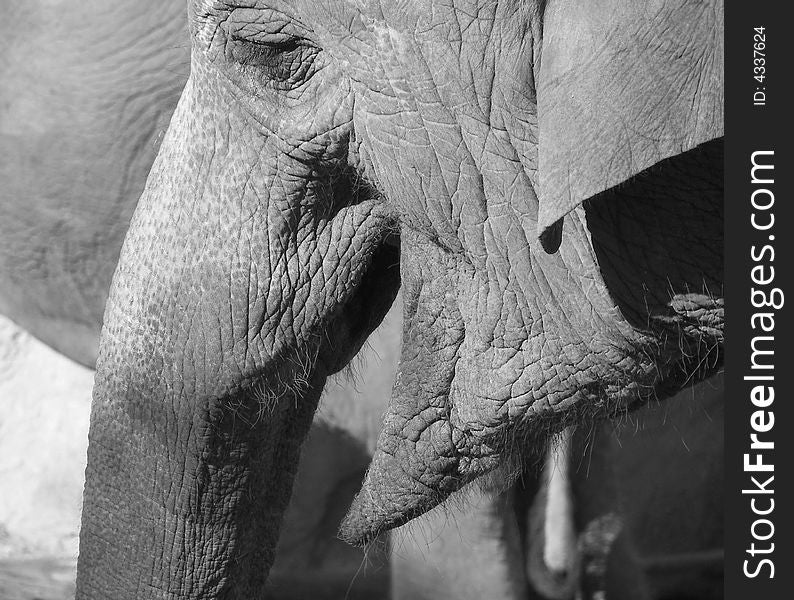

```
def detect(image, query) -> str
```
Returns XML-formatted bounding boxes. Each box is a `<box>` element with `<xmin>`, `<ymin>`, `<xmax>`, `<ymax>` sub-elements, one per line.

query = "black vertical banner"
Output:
<box><xmin>725</xmin><ymin>1</ymin><xmax>792</xmax><ymax>598</ymax></box>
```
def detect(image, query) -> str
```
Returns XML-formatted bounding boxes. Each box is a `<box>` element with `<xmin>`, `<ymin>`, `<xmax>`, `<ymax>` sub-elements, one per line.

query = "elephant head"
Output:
<box><xmin>76</xmin><ymin>0</ymin><xmax>723</xmax><ymax>597</ymax></box>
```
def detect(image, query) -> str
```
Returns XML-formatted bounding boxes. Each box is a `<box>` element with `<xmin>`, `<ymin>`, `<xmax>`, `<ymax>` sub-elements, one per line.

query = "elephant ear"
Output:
<box><xmin>536</xmin><ymin>0</ymin><xmax>724</xmax><ymax>241</ymax></box>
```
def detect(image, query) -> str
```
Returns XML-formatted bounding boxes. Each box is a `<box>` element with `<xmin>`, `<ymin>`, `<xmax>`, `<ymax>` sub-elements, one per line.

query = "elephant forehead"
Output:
<box><xmin>329</xmin><ymin>1</ymin><xmax>537</xmax><ymax>116</ymax></box>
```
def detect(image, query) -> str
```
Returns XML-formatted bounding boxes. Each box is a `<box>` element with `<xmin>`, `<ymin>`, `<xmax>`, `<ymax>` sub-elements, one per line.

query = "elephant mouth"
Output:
<box><xmin>318</xmin><ymin>233</ymin><xmax>401</xmax><ymax>376</ymax></box>
<box><xmin>338</xmin><ymin>140</ymin><xmax>724</xmax><ymax>547</ymax></box>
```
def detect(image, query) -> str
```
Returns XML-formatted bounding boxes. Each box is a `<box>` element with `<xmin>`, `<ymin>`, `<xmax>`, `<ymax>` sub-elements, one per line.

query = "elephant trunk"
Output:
<box><xmin>76</xmin><ymin>68</ymin><xmax>399</xmax><ymax>598</ymax></box>
<box><xmin>76</xmin><ymin>354</ymin><xmax>324</xmax><ymax>599</ymax></box>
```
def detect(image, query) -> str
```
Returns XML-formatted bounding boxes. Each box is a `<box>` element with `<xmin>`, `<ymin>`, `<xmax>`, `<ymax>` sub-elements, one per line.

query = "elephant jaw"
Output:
<box><xmin>337</xmin><ymin>228</ymin><xmax>590</xmax><ymax>546</ymax></box>
<box><xmin>339</xmin><ymin>157</ymin><xmax>725</xmax><ymax>545</ymax></box>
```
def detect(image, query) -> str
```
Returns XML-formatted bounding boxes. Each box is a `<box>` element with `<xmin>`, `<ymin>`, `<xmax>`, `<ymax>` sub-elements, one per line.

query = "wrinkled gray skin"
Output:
<box><xmin>67</xmin><ymin>0</ymin><xmax>722</xmax><ymax>598</ymax></box>
<box><xmin>0</xmin><ymin>0</ymin><xmax>389</xmax><ymax>593</ymax></box>
<box><xmin>1</xmin><ymin>0</ymin><xmax>388</xmax><ymax>592</ymax></box>
<box><xmin>0</xmin><ymin>2</ymin><xmax>618</xmax><ymax>597</ymax></box>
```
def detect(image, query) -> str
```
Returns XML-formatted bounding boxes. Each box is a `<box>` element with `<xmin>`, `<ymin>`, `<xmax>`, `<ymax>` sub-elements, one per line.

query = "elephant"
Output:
<box><xmin>0</xmin><ymin>1</ymin><xmax>395</xmax><ymax>595</ymax></box>
<box><xmin>62</xmin><ymin>0</ymin><xmax>722</xmax><ymax>597</ymax></box>
<box><xmin>0</xmin><ymin>0</ymin><xmax>190</xmax><ymax>367</ymax></box>
<box><xmin>0</xmin><ymin>3</ymin><xmax>722</xmax><ymax>597</ymax></box>
<box><xmin>0</xmin><ymin>2</ymin><xmax>584</xmax><ymax>598</ymax></box>
<box><xmin>0</xmin><ymin>2</ymin><xmax>647</xmax><ymax>598</ymax></box>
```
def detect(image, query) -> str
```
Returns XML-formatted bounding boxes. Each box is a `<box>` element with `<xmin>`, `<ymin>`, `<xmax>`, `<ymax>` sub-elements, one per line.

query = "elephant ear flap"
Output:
<box><xmin>535</xmin><ymin>0</ymin><xmax>724</xmax><ymax>240</ymax></box>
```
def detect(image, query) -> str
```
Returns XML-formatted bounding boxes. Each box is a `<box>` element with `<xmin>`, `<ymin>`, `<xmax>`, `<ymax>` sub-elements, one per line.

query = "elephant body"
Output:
<box><xmin>2</xmin><ymin>1</ymin><xmax>724</xmax><ymax>599</ymax></box>
<box><xmin>0</xmin><ymin>0</ymin><xmax>189</xmax><ymax>366</ymax></box>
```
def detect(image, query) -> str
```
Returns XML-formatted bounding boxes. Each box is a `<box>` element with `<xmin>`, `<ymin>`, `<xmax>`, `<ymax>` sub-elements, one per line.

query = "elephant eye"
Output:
<box><xmin>227</xmin><ymin>35</ymin><xmax>319</xmax><ymax>87</ymax></box>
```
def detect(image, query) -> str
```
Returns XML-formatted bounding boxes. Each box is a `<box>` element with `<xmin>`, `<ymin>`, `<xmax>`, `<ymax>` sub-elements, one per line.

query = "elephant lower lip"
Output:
<box><xmin>338</xmin><ymin>496</ymin><xmax>424</xmax><ymax>547</ymax></box>
<box><xmin>337</xmin><ymin>345</ymin><xmax>721</xmax><ymax>546</ymax></box>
